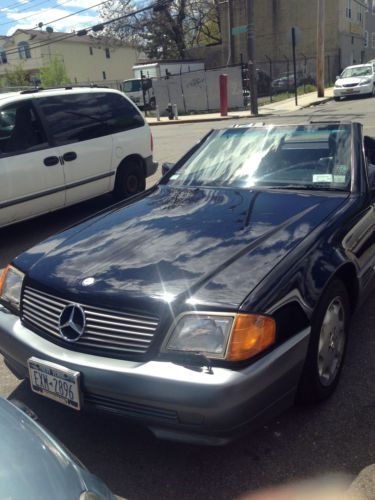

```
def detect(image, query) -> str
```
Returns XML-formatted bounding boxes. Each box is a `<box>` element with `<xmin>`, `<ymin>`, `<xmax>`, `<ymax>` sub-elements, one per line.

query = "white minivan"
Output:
<box><xmin>0</xmin><ymin>87</ymin><xmax>157</xmax><ymax>229</ymax></box>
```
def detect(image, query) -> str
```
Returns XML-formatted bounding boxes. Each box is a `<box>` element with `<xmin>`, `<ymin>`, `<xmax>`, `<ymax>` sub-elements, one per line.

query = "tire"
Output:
<box><xmin>113</xmin><ymin>159</ymin><xmax>146</xmax><ymax>200</ymax></box>
<box><xmin>297</xmin><ymin>278</ymin><xmax>350</xmax><ymax>404</ymax></box>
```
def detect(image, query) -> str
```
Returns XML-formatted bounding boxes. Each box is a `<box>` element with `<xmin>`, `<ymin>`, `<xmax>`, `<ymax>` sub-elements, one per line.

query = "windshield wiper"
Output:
<box><xmin>266</xmin><ymin>184</ymin><xmax>347</xmax><ymax>192</ymax></box>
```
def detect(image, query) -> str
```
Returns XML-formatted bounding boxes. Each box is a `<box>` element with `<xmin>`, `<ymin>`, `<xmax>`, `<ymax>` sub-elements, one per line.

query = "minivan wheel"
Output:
<box><xmin>114</xmin><ymin>160</ymin><xmax>146</xmax><ymax>200</ymax></box>
<box><xmin>297</xmin><ymin>278</ymin><xmax>350</xmax><ymax>404</ymax></box>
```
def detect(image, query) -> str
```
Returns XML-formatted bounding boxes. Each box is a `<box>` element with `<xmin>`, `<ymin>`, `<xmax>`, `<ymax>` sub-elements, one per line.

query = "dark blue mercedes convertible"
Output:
<box><xmin>1</xmin><ymin>122</ymin><xmax>375</xmax><ymax>445</ymax></box>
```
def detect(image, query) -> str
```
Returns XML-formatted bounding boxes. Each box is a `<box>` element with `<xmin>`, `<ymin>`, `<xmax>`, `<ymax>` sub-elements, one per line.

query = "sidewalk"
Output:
<box><xmin>146</xmin><ymin>87</ymin><xmax>334</xmax><ymax>126</ymax></box>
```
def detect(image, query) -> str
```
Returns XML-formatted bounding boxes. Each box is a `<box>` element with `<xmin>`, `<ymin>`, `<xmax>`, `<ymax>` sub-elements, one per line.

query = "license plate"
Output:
<box><xmin>345</xmin><ymin>89</ymin><xmax>354</xmax><ymax>94</ymax></box>
<box><xmin>28</xmin><ymin>357</ymin><xmax>81</xmax><ymax>410</ymax></box>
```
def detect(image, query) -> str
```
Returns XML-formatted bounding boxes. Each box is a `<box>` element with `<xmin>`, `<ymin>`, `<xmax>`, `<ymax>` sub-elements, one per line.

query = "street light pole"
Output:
<box><xmin>317</xmin><ymin>0</ymin><xmax>325</xmax><ymax>97</ymax></box>
<box><xmin>246</xmin><ymin>0</ymin><xmax>258</xmax><ymax>115</ymax></box>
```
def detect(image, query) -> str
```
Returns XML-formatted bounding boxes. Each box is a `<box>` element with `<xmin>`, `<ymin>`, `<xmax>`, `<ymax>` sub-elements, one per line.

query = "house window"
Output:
<box><xmin>105</xmin><ymin>48</ymin><xmax>110</xmax><ymax>59</ymax></box>
<box><xmin>357</xmin><ymin>10</ymin><xmax>362</xmax><ymax>23</ymax></box>
<box><xmin>89</xmin><ymin>46</ymin><xmax>93</xmax><ymax>55</ymax></box>
<box><xmin>102</xmin><ymin>71</ymin><xmax>107</xmax><ymax>80</ymax></box>
<box><xmin>18</xmin><ymin>41</ymin><xmax>31</xmax><ymax>59</ymax></box>
<box><xmin>372</xmin><ymin>32</ymin><xmax>375</xmax><ymax>48</ymax></box>
<box><xmin>0</xmin><ymin>49</ymin><xmax>7</xmax><ymax>64</ymax></box>
<box><xmin>346</xmin><ymin>0</ymin><xmax>352</xmax><ymax>18</ymax></box>
<box><xmin>365</xmin><ymin>30</ymin><xmax>369</xmax><ymax>47</ymax></box>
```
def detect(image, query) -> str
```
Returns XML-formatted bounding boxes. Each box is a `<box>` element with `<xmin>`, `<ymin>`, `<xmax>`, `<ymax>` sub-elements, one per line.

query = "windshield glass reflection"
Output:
<box><xmin>165</xmin><ymin>125</ymin><xmax>352</xmax><ymax>192</ymax></box>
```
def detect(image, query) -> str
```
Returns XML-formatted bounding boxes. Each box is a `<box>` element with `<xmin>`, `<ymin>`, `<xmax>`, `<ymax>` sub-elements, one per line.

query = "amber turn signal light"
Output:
<box><xmin>226</xmin><ymin>314</ymin><xmax>276</xmax><ymax>361</ymax></box>
<box><xmin>0</xmin><ymin>265</ymin><xmax>10</xmax><ymax>296</ymax></box>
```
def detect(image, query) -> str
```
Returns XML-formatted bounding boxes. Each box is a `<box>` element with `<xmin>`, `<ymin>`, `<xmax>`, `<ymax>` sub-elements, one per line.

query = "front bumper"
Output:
<box><xmin>0</xmin><ymin>306</ymin><xmax>310</xmax><ymax>445</ymax></box>
<box><xmin>334</xmin><ymin>83</ymin><xmax>373</xmax><ymax>97</ymax></box>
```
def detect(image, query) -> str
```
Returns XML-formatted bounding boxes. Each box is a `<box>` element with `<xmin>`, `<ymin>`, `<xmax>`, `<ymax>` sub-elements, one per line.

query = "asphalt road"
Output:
<box><xmin>1</xmin><ymin>95</ymin><xmax>375</xmax><ymax>500</ymax></box>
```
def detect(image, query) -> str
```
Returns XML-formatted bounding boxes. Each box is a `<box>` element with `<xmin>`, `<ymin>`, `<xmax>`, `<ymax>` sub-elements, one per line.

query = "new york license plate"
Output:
<box><xmin>28</xmin><ymin>357</ymin><xmax>81</xmax><ymax>410</ymax></box>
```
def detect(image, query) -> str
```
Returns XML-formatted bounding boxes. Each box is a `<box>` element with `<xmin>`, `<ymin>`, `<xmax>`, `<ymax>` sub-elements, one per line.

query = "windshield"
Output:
<box><xmin>166</xmin><ymin>125</ymin><xmax>352</xmax><ymax>192</ymax></box>
<box><xmin>341</xmin><ymin>66</ymin><xmax>373</xmax><ymax>78</ymax></box>
<box><xmin>122</xmin><ymin>80</ymin><xmax>142</xmax><ymax>92</ymax></box>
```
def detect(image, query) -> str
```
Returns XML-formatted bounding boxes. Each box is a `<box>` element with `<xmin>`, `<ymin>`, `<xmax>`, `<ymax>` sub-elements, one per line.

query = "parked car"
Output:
<box><xmin>334</xmin><ymin>64</ymin><xmax>375</xmax><ymax>100</ymax></box>
<box><xmin>0</xmin><ymin>87</ymin><xmax>157</xmax><ymax>229</ymax></box>
<box><xmin>1</xmin><ymin>122</ymin><xmax>375</xmax><ymax>445</ymax></box>
<box><xmin>0</xmin><ymin>397</ymin><xmax>116</xmax><ymax>499</ymax></box>
<box><xmin>271</xmin><ymin>72</ymin><xmax>315</xmax><ymax>93</ymax></box>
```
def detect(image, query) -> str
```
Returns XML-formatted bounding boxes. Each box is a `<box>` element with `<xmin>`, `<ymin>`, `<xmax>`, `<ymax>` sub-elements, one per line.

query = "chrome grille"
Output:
<box><xmin>21</xmin><ymin>286</ymin><xmax>159</xmax><ymax>355</ymax></box>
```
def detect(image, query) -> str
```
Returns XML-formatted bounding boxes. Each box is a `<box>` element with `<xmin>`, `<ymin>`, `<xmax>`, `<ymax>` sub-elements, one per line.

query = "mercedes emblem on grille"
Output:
<box><xmin>58</xmin><ymin>304</ymin><xmax>86</xmax><ymax>342</ymax></box>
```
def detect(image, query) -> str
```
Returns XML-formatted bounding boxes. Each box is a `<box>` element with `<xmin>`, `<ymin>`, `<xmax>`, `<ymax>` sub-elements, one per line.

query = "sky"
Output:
<box><xmin>0</xmin><ymin>0</ymin><xmax>103</xmax><ymax>36</ymax></box>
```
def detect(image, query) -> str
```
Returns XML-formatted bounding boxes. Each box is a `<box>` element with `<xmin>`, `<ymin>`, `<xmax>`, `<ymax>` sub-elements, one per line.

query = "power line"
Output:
<box><xmin>0</xmin><ymin>0</ymin><xmax>107</xmax><ymax>27</ymax></box>
<box><xmin>1</xmin><ymin>0</ymin><xmax>169</xmax><ymax>57</ymax></box>
<box><xmin>0</xmin><ymin>0</ymin><xmax>52</xmax><ymax>12</ymax></box>
<box><xmin>39</xmin><ymin>0</ymin><xmax>112</xmax><ymax>28</ymax></box>
<box><xmin>1</xmin><ymin>0</ymin><xmax>53</xmax><ymax>19</ymax></box>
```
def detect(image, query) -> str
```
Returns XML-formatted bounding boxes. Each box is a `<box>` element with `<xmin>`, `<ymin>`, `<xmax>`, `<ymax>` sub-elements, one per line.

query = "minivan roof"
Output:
<box><xmin>0</xmin><ymin>87</ymin><xmax>123</xmax><ymax>107</ymax></box>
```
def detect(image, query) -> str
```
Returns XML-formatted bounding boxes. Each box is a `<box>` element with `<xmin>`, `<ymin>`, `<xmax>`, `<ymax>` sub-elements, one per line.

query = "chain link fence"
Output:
<box><xmin>243</xmin><ymin>53</ymin><xmax>340</xmax><ymax>105</ymax></box>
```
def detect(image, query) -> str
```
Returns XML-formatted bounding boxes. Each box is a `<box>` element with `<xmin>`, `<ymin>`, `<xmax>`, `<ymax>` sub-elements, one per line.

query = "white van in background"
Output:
<box><xmin>122</xmin><ymin>60</ymin><xmax>205</xmax><ymax>110</ymax></box>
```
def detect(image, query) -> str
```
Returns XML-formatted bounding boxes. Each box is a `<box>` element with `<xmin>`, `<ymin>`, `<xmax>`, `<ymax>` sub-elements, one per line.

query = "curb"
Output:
<box><xmin>146</xmin><ymin>95</ymin><xmax>334</xmax><ymax>126</ymax></box>
<box><xmin>147</xmin><ymin>114</ymin><xmax>243</xmax><ymax>126</ymax></box>
<box><xmin>302</xmin><ymin>96</ymin><xmax>334</xmax><ymax>108</ymax></box>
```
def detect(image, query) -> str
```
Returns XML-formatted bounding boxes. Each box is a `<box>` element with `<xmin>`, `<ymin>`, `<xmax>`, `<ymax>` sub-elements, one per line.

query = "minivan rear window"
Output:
<box><xmin>96</xmin><ymin>92</ymin><xmax>144</xmax><ymax>134</ymax></box>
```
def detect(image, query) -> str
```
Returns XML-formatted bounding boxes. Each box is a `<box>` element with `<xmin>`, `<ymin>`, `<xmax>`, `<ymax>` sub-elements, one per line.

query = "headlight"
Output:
<box><xmin>361</xmin><ymin>78</ymin><xmax>372</xmax><ymax>85</ymax></box>
<box><xmin>0</xmin><ymin>265</ymin><xmax>24</xmax><ymax>310</ymax></box>
<box><xmin>334</xmin><ymin>82</ymin><xmax>342</xmax><ymax>88</ymax></box>
<box><xmin>165</xmin><ymin>313</ymin><xmax>276</xmax><ymax>361</ymax></box>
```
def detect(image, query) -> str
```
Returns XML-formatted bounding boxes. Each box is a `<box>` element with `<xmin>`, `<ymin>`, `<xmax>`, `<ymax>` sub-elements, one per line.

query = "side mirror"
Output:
<box><xmin>336</xmin><ymin>75</ymin><xmax>340</xmax><ymax>80</ymax></box>
<box><xmin>162</xmin><ymin>162</ymin><xmax>175</xmax><ymax>176</ymax></box>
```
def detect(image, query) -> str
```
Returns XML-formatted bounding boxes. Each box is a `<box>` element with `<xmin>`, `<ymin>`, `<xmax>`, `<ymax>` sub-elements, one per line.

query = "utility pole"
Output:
<box><xmin>227</xmin><ymin>0</ymin><xmax>234</xmax><ymax>65</ymax></box>
<box><xmin>316</xmin><ymin>0</ymin><xmax>325</xmax><ymax>97</ymax></box>
<box><xmin>247</xmin><ymin>0</ymin><xmax>258</xmax><ymax>115</ymax></box>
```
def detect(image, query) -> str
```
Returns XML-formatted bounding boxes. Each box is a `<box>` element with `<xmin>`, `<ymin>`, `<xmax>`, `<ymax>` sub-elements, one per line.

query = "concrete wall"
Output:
<box><xmin>153</xmin><ymin>66</ymin><xmax>243</xmax><ymax>113</ymax></box>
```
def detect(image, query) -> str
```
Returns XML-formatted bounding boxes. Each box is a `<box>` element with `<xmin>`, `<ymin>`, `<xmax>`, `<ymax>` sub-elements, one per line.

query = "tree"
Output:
<box><xmin>98</xmin><ymin>0</ymin><xmax>221</xmax><ymax>60</ymax></box>
<box><xmin>39</xmin><ymin>57</ymin><xmax>70</xmax><ymax>87</ymax></box>
<box><xmin>3</xmin><ymin>64</ymin><xmax>29</xmax><ymax>87</ymax></box>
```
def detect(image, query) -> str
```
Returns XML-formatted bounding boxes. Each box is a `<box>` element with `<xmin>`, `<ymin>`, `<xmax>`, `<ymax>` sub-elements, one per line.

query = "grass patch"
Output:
<box><xmin>259</xmin><ymin>85</ymin><xmax>317</xmax><ymax>106</ymax></box>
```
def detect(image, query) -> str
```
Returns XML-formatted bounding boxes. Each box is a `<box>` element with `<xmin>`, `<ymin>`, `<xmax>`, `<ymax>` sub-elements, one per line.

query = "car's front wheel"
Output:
<box><xmin>114</xmin><ymin>159</ymin><xmax>146</xmax><ymax>200</ymax></box>
<box><xmin>297</xmin><ymin>278</ymin><xmax>350</xmax><ymax>403</ymax></box>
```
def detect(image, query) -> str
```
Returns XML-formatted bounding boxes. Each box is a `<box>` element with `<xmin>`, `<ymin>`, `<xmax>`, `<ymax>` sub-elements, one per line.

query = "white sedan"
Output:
<box><xmin>334</xmin><ymin>64</ymin><xmax>375</xmax><ymax>100</ymax></box>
